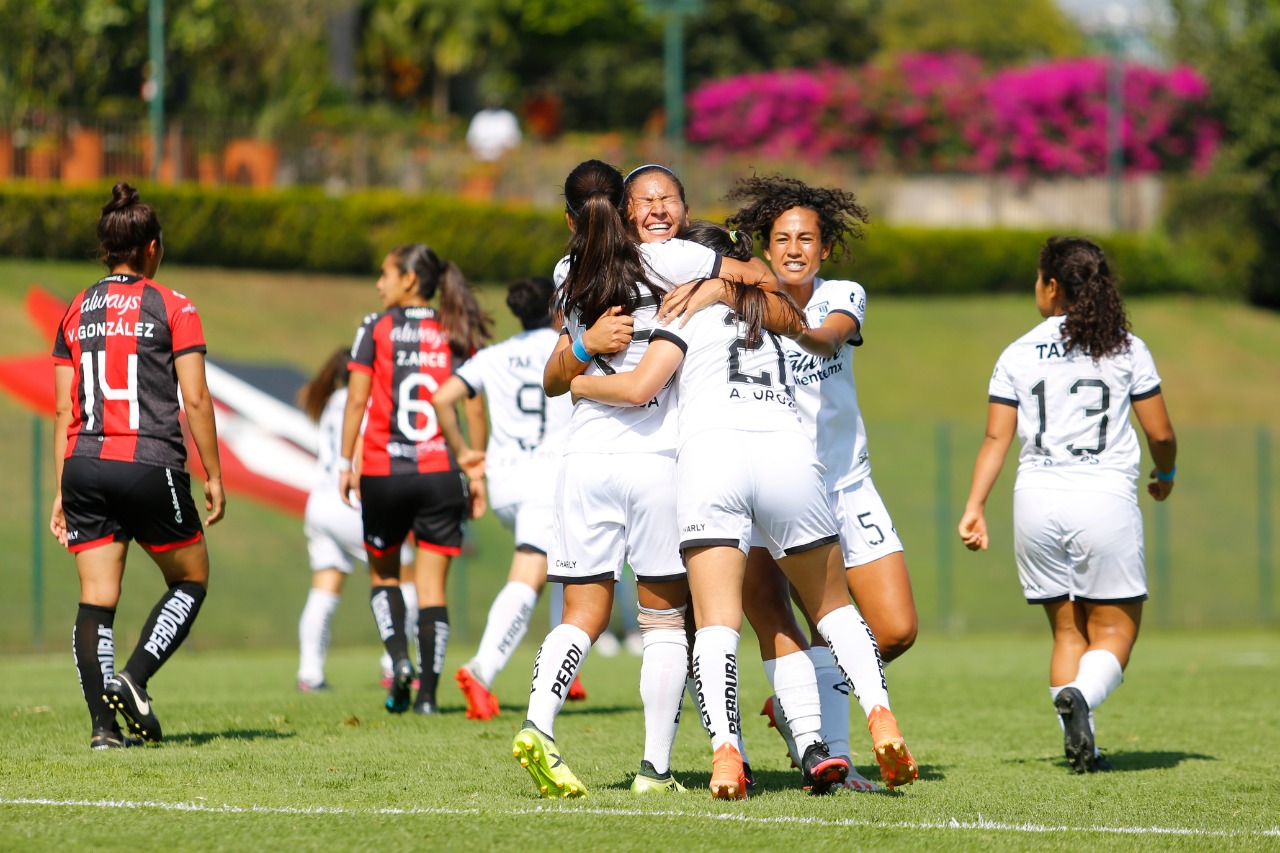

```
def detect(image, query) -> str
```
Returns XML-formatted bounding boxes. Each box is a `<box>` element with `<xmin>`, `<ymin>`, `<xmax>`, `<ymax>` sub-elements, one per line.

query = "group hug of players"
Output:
<box><xmin>51</xmin><ymin>168</ymin><xmax>1176</xmax><ymax>800</ymax></box>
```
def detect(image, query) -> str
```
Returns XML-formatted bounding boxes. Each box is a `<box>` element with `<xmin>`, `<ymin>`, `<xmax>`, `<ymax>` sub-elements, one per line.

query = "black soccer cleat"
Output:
<box><xmin>1055</xmin><ymin>686</ymin><xmax>1095</xmax><ymax>774</ymax></box>
<box><xmin>103</xmin><ymin>670</ymin><xmax>163</xmax><ymax>743</ymax></box>
<box><xmin>1090</xmin><ymin>751</ymin><xmax>1114</xmax><ymax>773</ymax></box>
<box><xmin>90</xmin><ymin>726</ymin><xmax>143</xmax><ymax>750</ymax></box>
<box><xmin>385</xmin><ymin>658</ymin><xmax>415</xmax><ymax>714</ymax></box>
<box><xmin>412</xmin><ymin>699</ymin><xmax>438</xmax><ymax>715</ymax></box>
<box><xmin>801</xmin><ymin>740</ymin><xmax>849</xmax><ymax>795</ymax></box>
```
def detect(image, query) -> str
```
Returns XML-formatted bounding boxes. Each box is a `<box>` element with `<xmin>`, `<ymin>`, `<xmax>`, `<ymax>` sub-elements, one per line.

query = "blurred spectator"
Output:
<box><xmin>466</xmin><ymin>99</ymin><xmax>522</xmax><ymax>162</ymax></box>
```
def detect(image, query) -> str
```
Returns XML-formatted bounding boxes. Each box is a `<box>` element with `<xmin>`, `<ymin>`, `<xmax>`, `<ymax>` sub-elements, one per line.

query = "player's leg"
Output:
<box><xmin>298</xmin><ymin>568</ymin><xmax>344</xmax><ymax>691</ymax></box>
<box><xmin>73</xmin><ymin>540</ymin><xmax>130</xmax><ymax>748</ymax></box>
<box><xmin>631</xmin><ymin>577</ymin><xmax>689</xmax><ymax>793</ymax></box>
<box><xmin>742</xmin><ymin>547</ymin><xmax>808</xmax><ymax>770</ymax></box>
<box><xmin>1044</xmin><ymin>598</ymin><xmax>1093</xmax><ymax>772</ymax></box>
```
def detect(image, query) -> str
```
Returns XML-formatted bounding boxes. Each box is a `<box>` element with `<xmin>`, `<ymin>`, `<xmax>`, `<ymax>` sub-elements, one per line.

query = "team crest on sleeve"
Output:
<box><xmin>810</xmin><ymin>301</ymin><xmax>830</xmax><ymax>323</ymax></box>
<box><xmin>853</xmin><ymin>293</ymin><xmax>865</xmax><ymax>313</ymax></box>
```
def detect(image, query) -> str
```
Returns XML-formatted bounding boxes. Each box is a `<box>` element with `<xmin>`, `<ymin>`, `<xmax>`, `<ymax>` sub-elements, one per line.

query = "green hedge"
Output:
<box><xmin>0</xmin><ymin>182</ymin><xmax>1212</xmax><ymax>296</ymax></box>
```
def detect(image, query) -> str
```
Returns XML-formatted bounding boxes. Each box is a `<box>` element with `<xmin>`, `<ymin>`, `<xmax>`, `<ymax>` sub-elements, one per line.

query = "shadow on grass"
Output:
<box><xmin>560</xmin><ymin>703</ymin><xmax>643</xmax><ymax>716</ymax></box>
<box><xmin>600</xmin><ymin>765</ymin><xmax>924</xmax><ymax>797</ymax></box>
<box><xmin>166</xmin><ymin>729</ymin><xmax>296</xmax><ymax>747</ymax></box>
<box><xmin>1021</xmin><ymin>751</ymin><xmax>1216</xmax><ymax>773</ymax></box>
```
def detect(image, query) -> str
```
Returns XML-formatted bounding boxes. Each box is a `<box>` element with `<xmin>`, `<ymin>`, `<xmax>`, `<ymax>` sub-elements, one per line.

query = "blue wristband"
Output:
<box><xmin>1156</xmin><ymin>465</ymin><xmax>1177</xmax><ymax>481</ymax></box>
<box><xmin>570</xmin><ymin>336</ymin><xmax>591</xmax><ymax>363</ymax></box>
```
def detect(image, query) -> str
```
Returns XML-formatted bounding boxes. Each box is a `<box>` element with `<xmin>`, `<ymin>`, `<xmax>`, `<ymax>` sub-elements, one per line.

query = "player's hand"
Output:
<box><xmin>339</xmin><ymin>469</ymin><xmax>360</xmax><ymax>507</ymax></box>
<box><xmin>467</xmin><ymin>476</ymin><xmax>487</xmax><ymax>519</ymax></box>
<box><xmin>1147</xmin><ymin>469</ymin><xmax>1175</xmax><ymax>501</ymax></box>
<box><xmin>49</xmin><ymin>493</ymin><xmax>68</xmax><ymax>547</ymax></box>
<box><xmin>204</xmin><ymin>477</ymin><xmax>226</xmax><ymax>526</ymax></box>
<box><xmin>458</xmin><ymin>448</ymin><xmax>486</xmax><ymax>480</ymax></box>
<box><xmin>659</xmin><ymin>279</ymin><xmax>722</xmax><ymax>327</ymax></box>
<box><xmin>582</xmin><ymin>306</ymin><xmax>633</xmax><ymax>355</ymax></box>
<box><xmin>957</xmin><ymin>508</ymin><xmax>988</xmax><ymax>551</ymax></box>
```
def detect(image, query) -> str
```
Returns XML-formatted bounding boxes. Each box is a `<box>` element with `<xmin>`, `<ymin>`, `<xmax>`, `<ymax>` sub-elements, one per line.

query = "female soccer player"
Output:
<box><xmin>958</xmin><ymin>236</ymin><xmax>1177</xmax><ymax>774</ymax></box>
<box><xmin>340</xmin><ymin>243</ymin><xmax>490</xmax><ymax>715</ymax></box>
<box><xmin>724</xmin><ymin>176</ymin><xmax>917</xmax><ymax>790</ymax></box>
<box><xmin>431</xmin><ymin>277</ymin><xmax>579</xmax><ymax>720</ymax></box>
<box><xmin>51</xmin><ymin>182</ymin><xmax>224</xmax><ymax>748</ymax></box>
<box><xmin>296</xmin><ymin>347</ymin><xmax>417</xmax><ymax>692</ymax></box>
<box><xmin>573</xmin><ymin>220</ymin><xmax>918</xmax><ymax>798</ymax></box>
<box><xmin>512</xmin><ymin>160</ymin><xmax>776</xmax><ymax>799</ymax></box>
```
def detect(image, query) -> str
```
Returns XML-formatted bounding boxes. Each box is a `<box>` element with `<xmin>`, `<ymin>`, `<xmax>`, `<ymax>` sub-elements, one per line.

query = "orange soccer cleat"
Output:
<box><xmin>709</xmin><ymin>743</ymin><xmax>749</xmax><ymax>800</ymax></box>
<box><xmin>867</xmin><ymin>705</ymin><xmax>919</xmax><ymax>789</ymax></box>
<box><xmin>455</xmin><ymin>665</ymin><xmax>500</xmax><ymax>721</ymax></box>
<box><xmin>567</xmin><ymin>672</ymin><xmax>587</xmax><ymax>702</ymax></box>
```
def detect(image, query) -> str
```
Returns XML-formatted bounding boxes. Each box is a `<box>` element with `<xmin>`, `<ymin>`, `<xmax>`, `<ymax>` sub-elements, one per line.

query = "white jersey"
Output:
<box><xmin>651</xmin><ymin>304</ymin><xmax>803</xmax><ymax>449</ymax></box>
<box><xmin>555</xmin><ymin>238</ymin><xmax>720</xmax><ymax>454</ymax></box>
<box><xmin>313</xmin><ymin>388</ymin><xmax>349</xmax><ymax>492</ymax></box>
<box><xmin>782</xmin><ymin>277</ymin><xmax>870</xmax><ymax>490</ymax></box>
<box><xmin>454</xmin><ymin>326</ymin><xmax>571</xmax><ymax>508</ymax></box>
<box><xmin>989</xmin><ymin>315</ymin><xmax>1162</xmax><ymax>500</ymax></box>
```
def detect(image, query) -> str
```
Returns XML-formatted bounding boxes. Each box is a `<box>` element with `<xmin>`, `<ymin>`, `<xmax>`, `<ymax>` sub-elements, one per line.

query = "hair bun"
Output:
<box><xmin>103</xmin><ymin>182</ymin><xmax>141</xmax><ymax>215</ymax></box>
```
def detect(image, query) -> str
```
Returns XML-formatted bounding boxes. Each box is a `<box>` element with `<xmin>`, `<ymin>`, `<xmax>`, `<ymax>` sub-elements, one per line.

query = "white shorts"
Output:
<box><xmin>831</xmin><ymin>477</ymin><xmax>904</xmax><ymax>568</ymax></box>
<box><xmin>679</xmin><ymin>430</ymin><xmax>838</xmax><ymax>560</ymax></box>
<box><xmin>304</xmin><ymin>488</ymin><xmax>412</xmax><ymax>573</ymax></box>
<box><xmin>493</xmin><ymin>498</ymin><xmax>555</xmax><ymax>555</ymax></box>
<box><xmin>549</xmin><ymin>451</ymin><xmax>684</xmax><ymax>584</ymax></box>
<box><xmin>1013</xmin><ymin>488</ymin><xmax>1147</xmax><ymax>603</ymax></box>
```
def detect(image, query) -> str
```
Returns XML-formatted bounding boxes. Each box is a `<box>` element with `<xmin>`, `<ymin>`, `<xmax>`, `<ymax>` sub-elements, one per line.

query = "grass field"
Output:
<box><xmin>1</xmin><ymin>631</ymin><xmax>1277</xmax><ymax>850</ymax></box>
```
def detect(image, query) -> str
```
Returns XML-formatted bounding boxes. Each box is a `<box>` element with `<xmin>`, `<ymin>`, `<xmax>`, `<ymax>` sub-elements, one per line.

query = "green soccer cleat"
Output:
<box><xmin>512</xmin><ymin>722</ymin><xmax>588</xmax><ymax>798</ymax></box>
<box><xmin>630</xmin><ymin>760</ymin><xmax>685</xmax><ymax>794</ymax></box>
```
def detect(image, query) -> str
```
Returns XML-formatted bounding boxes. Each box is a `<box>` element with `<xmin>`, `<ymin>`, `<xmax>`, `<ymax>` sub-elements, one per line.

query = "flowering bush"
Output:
<box><xmin>686</xmin><ymin>53</ymin><xmax>1220</xmax><ymax>176</ymax></box>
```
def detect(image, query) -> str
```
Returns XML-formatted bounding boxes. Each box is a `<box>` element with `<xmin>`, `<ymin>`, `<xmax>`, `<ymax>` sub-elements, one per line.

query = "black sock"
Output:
<box><xmin>125</xmin><ymin>581</ymin><xmax>207</xmax><ymax>688</ymax></box>
<box><xmin>370</xmin><ymin>586</ymin><xmax>409</xmax><ymax>665</ymax></box>
<box><xmin>74</xmin><ymin>603</ymin><xmax>118</xmax><ymax>730</ymax></box>
<box><xmin>416</xmin><ymin>606</ymin><xmax>449</xmax><ymax>705</ymax></box>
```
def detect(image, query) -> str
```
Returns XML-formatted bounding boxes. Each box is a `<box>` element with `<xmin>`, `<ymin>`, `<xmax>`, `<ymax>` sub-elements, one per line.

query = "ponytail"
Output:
<box><xmin>1039</xmin><ymin>236</ymin><xmax>1130</xmax><ymax>361</ymax></box>
<box><xmin>387</xmin><ymin>243</ymin><xmax>493</xmax><ymax>360</ymax></box>
<box><xmin>299</xmin><ymin>346</ymin><xmax>351</xmax><ymax>422</ymax></box>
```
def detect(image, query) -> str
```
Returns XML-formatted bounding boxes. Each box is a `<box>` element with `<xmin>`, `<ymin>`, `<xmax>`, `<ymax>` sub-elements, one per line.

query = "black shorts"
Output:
<box><xmin>61</xmin><ymin>457</ymin><xmax>203</xmax><ymax>553</ymax></box>
<box><xmin>360</xmin><ymin>471</ymin><xmax>467</xmax><ymax>558</ymax></box>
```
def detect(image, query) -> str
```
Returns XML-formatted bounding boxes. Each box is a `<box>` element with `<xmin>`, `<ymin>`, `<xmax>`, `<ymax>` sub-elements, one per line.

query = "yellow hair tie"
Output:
<box><xmin>728</xmin><ymin>230</ymin><xmax>738</xmax><ymax>243</ymax></box>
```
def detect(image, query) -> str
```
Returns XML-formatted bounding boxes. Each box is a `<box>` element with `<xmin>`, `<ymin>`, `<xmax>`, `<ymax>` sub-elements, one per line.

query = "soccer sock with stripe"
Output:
<box><xmin>471</xmin><ymin>581</ymin><xmax>538</xmax><ymax>687</ymax></box>
<box><xmin>297</xmin><ymin>588</ymin><xmax>340</xmax><ymax>687</ymax></box>
<box><xmin>815</xmin><ymin>605</ymin><xmax>891</xmax><ymax>718</ymax></box>
<box><xmin>125</xmin><ymin>581</ymin><xmax>207</xmax><ymax>688</ymax></box>
<box><xmin>526</xmin><ymin>623</ymin><xmax>591</xmax><ymax>738</ymax></box>
<box><xmin>73</xmin><ymin>603</ymin><xmax>117</xmax><ymax>730</ymax></box>
<box><xmin>416</xmin><ymin>606</ymin><xmax>449</xmax><ymax>705</ymax></box>
<box><xmin>764</xmin><ymin>651</ymin><xmax>823</xmax><ymax>758</ymax></box>
<box><xmin>692</xmin><ymin>625</ymin><xmax>742</xmax><ymax>752</ymax></box>
<box><xmin>400</xmin><ymin>581</ymin><xmax>420</xmax><ymax>669</ymax></box>
<box><xmin>370</xmin><ymin>586</ymin><xmax>409</xmax><ymax>667</ymax></box>
<box><xmin>809</xmin><ymin>645</ymin><xmax>853</xmax><ymax>763</ymax></box>
<box><xmin>638</xmin><ymin>607</ymin><xmax>687</xmax><ymax>776</ymax></box>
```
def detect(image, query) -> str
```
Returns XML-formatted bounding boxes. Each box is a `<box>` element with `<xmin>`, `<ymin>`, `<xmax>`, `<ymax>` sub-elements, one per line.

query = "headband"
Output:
<box><xmin>624</xmin><ymin>163</ymin><xmax>677</xmax><ymax>183</ymax></box>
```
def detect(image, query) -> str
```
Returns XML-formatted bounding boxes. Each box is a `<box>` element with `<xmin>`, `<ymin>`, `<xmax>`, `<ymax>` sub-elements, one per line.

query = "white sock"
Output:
<box><xmin>401</xmin><ymin>582</ymin><xmax>420</xmax><ymax>668</ymax></box>
<box><xmin>692</xmin><ymin>626</ymin><xmax>741</xmax><ymax>752</ymax></box>
<box><xmin>768</xmin><ymin>651</ymin><xmax>823</xmax><ymax>757</ymax></box>
<box><xmin>687</xmin><ymin>675</ymin><xmax>709</xmax><ymax>734</ymax></box>
<box><xmin>525</xmin><ymin>623</ymin><xmax>590</xmax><ymax>739</ymax></box>
<box><xmin>809</xmin><ymin>646</ymin><xmax>852</xmax><ymax>763</ymax></box>
<box><xmin>471</xmin><ymin>582</ymin><xmax>538</xmax><ymax>687</ymax></box>
<box><xmin>1070</xmin><ymin>649</ymin><xmax>1124</xmax><ymax>711</ymax></box>
<box><xmin>639</xmin><ymin>620</ymin><xmax>688</xmax><ymax>776</ymax></box>
<box><xmin>816</xmin><ymin>605</ymin><xmax>890</xmax><ymax>718</ymax></box>
<box><xmin>298</xmin><ymin>588</ymin><xmax>339</xmax><ymax>686</ymax></box>
<box><xmin>761</xmin><ymin>660</ymin><xmax>802</xmax><ymax>768</ymax></box>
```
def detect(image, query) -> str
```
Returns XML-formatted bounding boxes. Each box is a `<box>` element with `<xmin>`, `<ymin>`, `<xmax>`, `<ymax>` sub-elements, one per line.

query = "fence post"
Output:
<box><xmin>935</xmin><ymin>421</ymin><xmax>953</xmax><ymax>631</ymax></box>
<box><xmin>1260</xmin><ymin>426</ymin><xmax>1273</xmax><ymax>625</ymax></box>
<box><xmin>1153</xmin><ymin>500</ymin><xmax>1170</xmax><ymax>625</ymax></box>
<box><xmin>31</xmin><ymin>416</ymin><xmax>44</xmax><ymax>650</ymax></box>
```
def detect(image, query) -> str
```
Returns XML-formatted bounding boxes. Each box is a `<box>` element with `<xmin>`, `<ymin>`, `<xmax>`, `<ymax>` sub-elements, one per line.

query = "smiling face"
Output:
<box><xmin>764</xmin><ymin>206</ymin><xmax>830</xmax><ymax>289</ymax></box>
<box><xmin>376</xmin><ymin>255</ymin><xmax>417</xmax><ymax>309</ymax></box>
<box><xmin>626</xmin><ymin>172</ymin><xmax>688</xmax><ymax>243</ymax></box>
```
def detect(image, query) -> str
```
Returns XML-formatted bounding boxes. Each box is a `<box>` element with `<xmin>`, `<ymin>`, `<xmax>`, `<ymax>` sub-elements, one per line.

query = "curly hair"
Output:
<box><xmin>1039</xmin><ymin>236</ymin><xmax>1131</xmax><ymax>361</ymax></box>
<box><xmin>725</xmin><ymin>175</ymin><xmax>869</xmax><ymax>261</ymax></box>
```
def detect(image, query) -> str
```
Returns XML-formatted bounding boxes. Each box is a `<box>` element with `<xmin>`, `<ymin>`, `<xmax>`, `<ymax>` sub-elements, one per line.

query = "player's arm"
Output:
<box><xmin>340</xmin><ymin>368</ymin><xmax>372</xmax><ymax>506</ymax></box>
<box><xmin>659</xmin><ymin>257</ymin><xmax>778</xmax><ymax>325</ymax></box>
<box><xmin>543</xmin><ymin>307</ymin><xmax>634</xmax><ymax>397</ymax></box>
<box><xmin>792</xmin><ymin>310</ymin><xmax>859</xmax><ymax>360</ymax></box>
<box><xmin>49</xmin><ymin>363</ymin><xmax>74</xmax><ymax>545</ymax></box>
<box><xmin>1132</xmin><ymin>391</ymin><xmax>1177</xmax><ymax>501</ymax></box>
<box><xmin>175</xmin><ymin>352</ymin><xmax>225</xmax><ymax>526</ymax></box>
<box><xmin>570</xmin><ymin>338</ymin><xmax>683</xmax><ymax>407</ymax></box>
<box><xmin>432</xmin><ymin>375</ymin><xmax>485</xmax><ymax>474</ymax></box>
<box><xmin>958</xmin><ymin>401</ymin><xmax>1018</xmax><ymax>552</ymax></box>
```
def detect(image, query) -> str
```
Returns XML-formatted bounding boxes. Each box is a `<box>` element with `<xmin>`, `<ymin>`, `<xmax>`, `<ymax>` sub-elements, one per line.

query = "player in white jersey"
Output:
<box><xmin>511</xmin><ymin>160</ymin><xmax>778</xmax><ymax>799</ymax></box>
<box><xmin>571</xmin><ymin>220</ymin><xmax>918</xmax><ymax>798</ymax></box>
<box><xmin>721</xmin><ymin>177</ymin><xmax>916</xmax><ymax>790</ymax></box>
<box><xmin>430</xmin><ymin>277</ymin><xmax>580</xmax><ymax>720</ymax></box>
<box><xmin>295</xmin><ymin>348</ymin><xmax>416</xmax><ymax>692</ymax></box>
<box><xmin>959</xmin><ymin>236</ymin><xmax>1177</xmax><ymax>774</ymax></box>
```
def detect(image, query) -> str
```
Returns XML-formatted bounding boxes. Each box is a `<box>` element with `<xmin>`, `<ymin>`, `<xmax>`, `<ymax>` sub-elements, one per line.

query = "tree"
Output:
<box><xmin>874</xmin><ymin>0</ymin><xmax>1084</xmax><ymax>66</ymax></box>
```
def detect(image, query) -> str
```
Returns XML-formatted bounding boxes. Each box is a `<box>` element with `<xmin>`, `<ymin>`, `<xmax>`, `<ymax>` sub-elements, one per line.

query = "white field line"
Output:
<box><xmin>2</xmin><ymin>798</ymin><xmax>1278</xmax><ymax>839</ymax></box>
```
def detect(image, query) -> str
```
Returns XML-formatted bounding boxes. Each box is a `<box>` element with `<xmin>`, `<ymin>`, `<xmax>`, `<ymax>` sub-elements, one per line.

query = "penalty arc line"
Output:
<box><xmin>2</xmin><ymin>798</ymin><xmax>1278</xmax><ymax>838</ymax></box>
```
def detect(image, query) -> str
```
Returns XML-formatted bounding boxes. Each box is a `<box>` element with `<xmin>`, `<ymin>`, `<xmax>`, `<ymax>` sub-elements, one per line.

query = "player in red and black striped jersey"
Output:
<box><xmin>49</xmin><ymin>183</ymin><xmax>224</xmax><ymax>750</ymax></box>
<box><xmin>340</xmin><ymin>243</ymin><xmax>491</xmax><ymax>715</ymax></box>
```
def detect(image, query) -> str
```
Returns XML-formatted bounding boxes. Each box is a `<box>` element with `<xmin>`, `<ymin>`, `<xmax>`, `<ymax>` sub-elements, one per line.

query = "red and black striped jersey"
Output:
<box><xmin>348</xmin><ymin>305</ymin><xmax>457</xmax><ymax>477</ymax></box>
<box><xmin>52</xmin><ymin>273</ymin><xmax>206</xmax><ymax>468</ymax></box>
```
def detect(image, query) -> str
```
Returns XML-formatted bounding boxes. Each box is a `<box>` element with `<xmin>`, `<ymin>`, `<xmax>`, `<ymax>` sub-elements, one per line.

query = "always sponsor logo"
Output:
<box><xmin>82</xmin><ymin>290</ymin><xmax>142</xmax><ymax>315</ymax></box>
